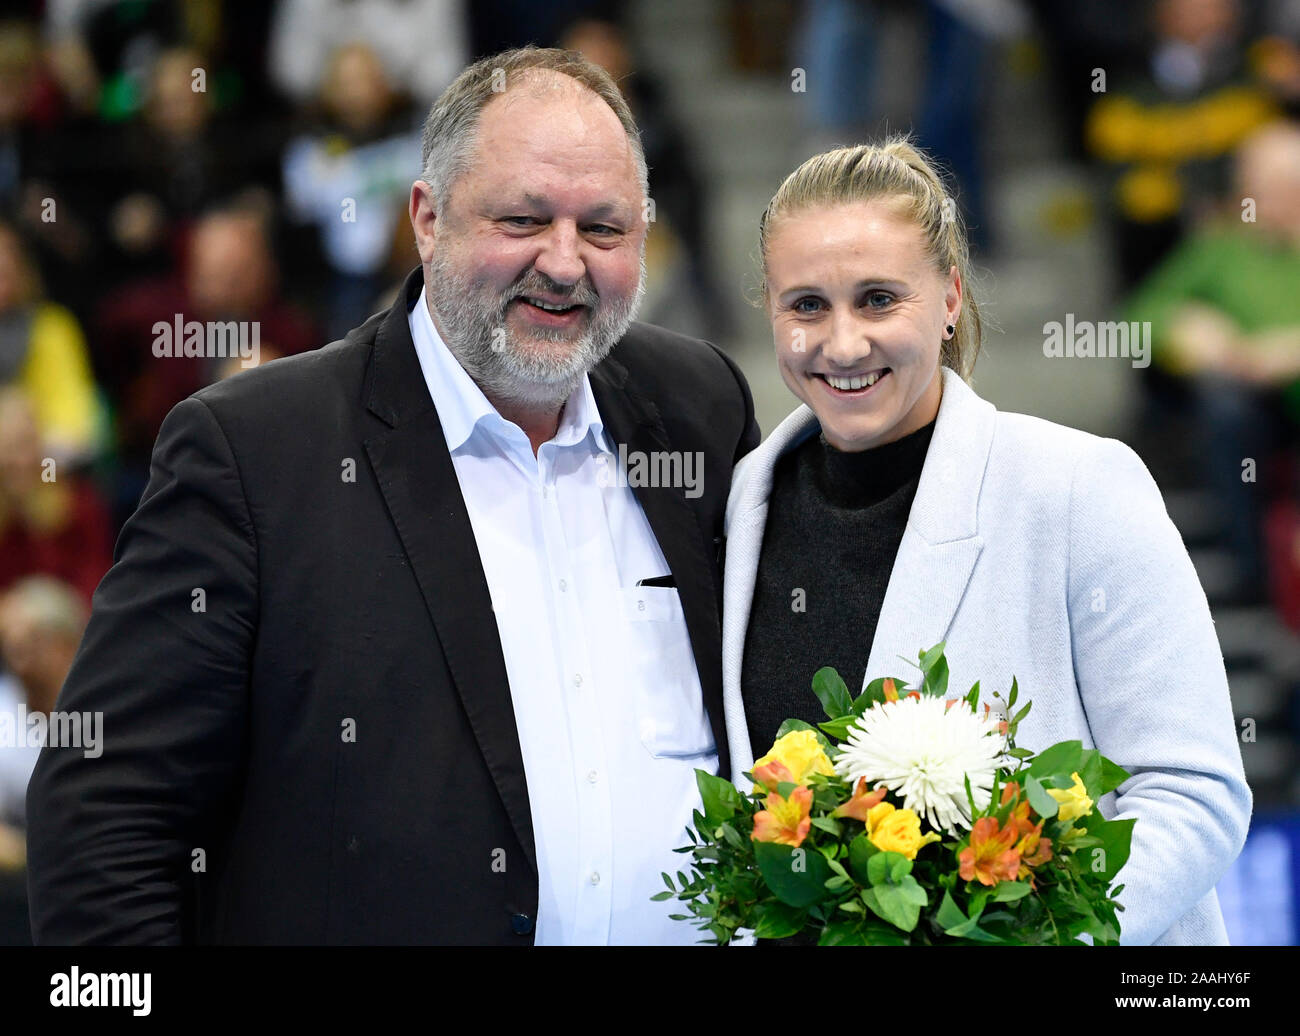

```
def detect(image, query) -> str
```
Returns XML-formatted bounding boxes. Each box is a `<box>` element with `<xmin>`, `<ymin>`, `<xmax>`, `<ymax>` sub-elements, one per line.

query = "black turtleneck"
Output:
<box><xmin>741</xmin><ymin>418</ymin><xmax>936</xmax><ymax>756</ymax></box>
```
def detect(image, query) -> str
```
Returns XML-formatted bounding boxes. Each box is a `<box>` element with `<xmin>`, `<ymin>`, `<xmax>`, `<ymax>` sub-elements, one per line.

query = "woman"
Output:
<box><xmin>720</xmin><ymin>138</ymin><xmax>1251</xmax><ymax>946</ymax></box>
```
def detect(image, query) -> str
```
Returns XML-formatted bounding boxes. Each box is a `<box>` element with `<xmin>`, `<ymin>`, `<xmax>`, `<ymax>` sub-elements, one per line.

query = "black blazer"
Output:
<box><xmin>25</xmin><ymin>267</ymin><xmax>760</xmax><ymax>944</ymax></box>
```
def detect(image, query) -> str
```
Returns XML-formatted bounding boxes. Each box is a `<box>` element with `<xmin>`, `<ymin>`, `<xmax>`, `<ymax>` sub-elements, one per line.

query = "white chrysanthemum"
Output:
<box><xmin>835</xmin><ymin>695</ymin><xmax>1007</xmax><ymax>836</ymax></box>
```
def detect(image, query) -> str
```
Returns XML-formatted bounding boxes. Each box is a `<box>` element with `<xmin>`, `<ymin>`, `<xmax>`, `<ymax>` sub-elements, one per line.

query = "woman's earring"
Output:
<box><xmin>944</xmin><ymin>323</ymin><xmax>955</xmax><ymax>339</ymax></box>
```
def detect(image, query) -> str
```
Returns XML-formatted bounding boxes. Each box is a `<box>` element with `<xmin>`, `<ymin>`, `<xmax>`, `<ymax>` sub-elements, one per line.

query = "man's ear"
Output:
<box><xmin>410</xmin><ymin>181</ymin><xmax>438</xmax><ymax>263</ymax></box>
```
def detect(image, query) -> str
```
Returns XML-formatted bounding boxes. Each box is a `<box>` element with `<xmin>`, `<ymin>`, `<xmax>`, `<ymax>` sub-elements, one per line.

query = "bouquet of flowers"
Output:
<box><xmin>656</xmin><ymin>644</ymin><xmax>1135</xmax><ymax>945</ymax></box>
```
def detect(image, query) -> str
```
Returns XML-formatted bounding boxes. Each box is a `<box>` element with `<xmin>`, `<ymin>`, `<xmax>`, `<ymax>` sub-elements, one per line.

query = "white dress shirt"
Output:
<box><xmin>408</xmin><ymin>289</ymin><xmax>718</xmax><ymax>945</ymax></box>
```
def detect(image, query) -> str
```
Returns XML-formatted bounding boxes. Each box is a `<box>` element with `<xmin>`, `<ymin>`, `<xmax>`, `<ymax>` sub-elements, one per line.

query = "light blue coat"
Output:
<box><xmin>721</xmin><ymin>366</ymin><xmax>1252</xmax><ymax>945</ymax></box>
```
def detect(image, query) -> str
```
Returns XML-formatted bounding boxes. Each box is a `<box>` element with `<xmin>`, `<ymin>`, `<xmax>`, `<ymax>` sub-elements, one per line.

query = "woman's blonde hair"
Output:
<box><xmin>757</xmin><ymin>135</ymin><xmax>982</xmax><ymax>381</ymax></box>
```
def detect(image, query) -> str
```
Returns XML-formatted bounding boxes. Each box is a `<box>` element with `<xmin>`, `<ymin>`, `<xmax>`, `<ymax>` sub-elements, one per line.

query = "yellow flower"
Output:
<box><xmin>868</xmin><ymin>804</ymin><xmax>942</xmax><ymax>861</ymax></box>
<box><xmin>1046</xmin><ymin>772</ymin><xmax>1094</xmax><ymax>823</ymax></box>
<box><xmin>752</xmin><ymin>730</ymin><xmax>834</xmax><ymax>793</ymax></box>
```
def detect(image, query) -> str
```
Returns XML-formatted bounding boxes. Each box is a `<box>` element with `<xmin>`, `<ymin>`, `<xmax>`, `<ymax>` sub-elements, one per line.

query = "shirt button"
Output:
<box><xmin>586</xmin><ymin>770</ymin><xmax>598</xmax><ymax>784</ymax></box>
<box><xmin>573</xmin><ymin>673</ymin><xmax>583</xmax><ymax>687</ymax></box>
<box><xmin>589</xmin><ymin>872</ymin><xmax>601</xmax><ymax>886</ymax></box>
<box><xmin>559</xmin><ymin>579</ymin><xmax>567</xmax><ymax>592</ymax></box>
<box><xmin>637</xmin><ymin>599</ymin><xmax>645</xmax><ymax>612</ymax></box>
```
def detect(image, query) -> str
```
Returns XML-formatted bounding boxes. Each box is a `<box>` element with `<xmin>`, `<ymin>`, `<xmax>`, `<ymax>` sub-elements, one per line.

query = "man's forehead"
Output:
<box><xmin>464</xmin><ymin>117</ymin><xmax>638</xmax><ymax>205</ymax></box>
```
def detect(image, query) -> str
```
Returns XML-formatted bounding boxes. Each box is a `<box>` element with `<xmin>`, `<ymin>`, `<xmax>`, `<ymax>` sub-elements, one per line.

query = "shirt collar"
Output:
<box><xmin>407</xmin><ymin>286</ymin><xmax>609</xmax><ymax>455</ymax></box>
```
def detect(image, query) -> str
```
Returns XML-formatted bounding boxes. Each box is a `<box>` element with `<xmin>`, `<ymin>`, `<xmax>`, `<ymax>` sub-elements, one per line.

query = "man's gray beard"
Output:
<box><xmin>426</xmin><ymin>249</ymin><xmax>645</xmax><ymax>412</ymax></box>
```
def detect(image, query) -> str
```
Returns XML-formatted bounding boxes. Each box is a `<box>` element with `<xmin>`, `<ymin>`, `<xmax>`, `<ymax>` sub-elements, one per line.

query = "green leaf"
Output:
<box><xmin>964</xmin><ymin>680</ymin><xmax>981</xmax><ymax>711</ymax></box>
<box><xmin>812</xmin><ymin>667</ymin><xmax>854</xmax><ymax>720</ymax></box>
<box><xmin>862</xmin><ymin>874</ymin><xmax>927</xmax><ymax>931</ymax></box>
<box><xmin>754</xmin><ymin>841</ymin><xmax>834</xmax><ymax>908</ymax></box>
<box><xmin>1027</xmin><ymin>740</ymin><xmax>1083</xmax><ymax>780</ymax></box>
<box><xmin>1090</xmin><ymin>816</ymin><xmax>1136</xmax><ymax>881</ymax></box>
<box><xmin>818</xmin><ymin>921</ymin><xmax>871</xmax><ymax>945</ymax></box>
<box><xmin>1024</xmin><ymin>774</ymin><xmax>1059</xmax><ymax>819</ymax></box>
<box><xmin>888</xmin><ymin>852</ymin><xmax>913</xmax><ymax>884</ymax></box>
<box><xmin>1099</xmin><ymin>755</ymin><xmax>1131</xmax><ymax>795</ymax></box>
<box><xmin>696</xmin><ymin>770</ymin><xmax>742</xmax><ymax>826</ymax></box>
<box><xmin>1077</xmin><ymin>749</ymin><xmax>1104</xmax><ymax>802</ymax></box>
<box><xmin>859</xmin><ymin>920</ymin><xmax>911</xmax><ymax>945</ymax></box>
<box><xmin>918</xmin><ymin>642</ymin><xmax>946</xmax><ymax>674</ymax></box>
<box><xmin>992</xmin><ymin>880</ymin><xmax>1033</xmax><ymax>902</ymax></box>
<box><xmin>853</xmin><ymin>677</ymin><xmax>894</xmax><ymax>714</ymax></box>
<box><xmin>752</xmin><ymin>901</ymin><xmax>806</xmax><ymax>940</ymax></box>
<box><xmin>650</xmin><ymin>890</ymin><xmax>673</xmax><ymax>901</ymax></box>
<box><xmin>866</xmin><ymin>850</ymin><xmax>891</xmax><ymax>886</ymax></box>
<box><xmin>936</xmin><ymin>890</ymin><xmax>968</xmax><ymax>930</ymax></box>
<box><xmin>848</xmin><ymin>834</ymin><xmax>879</xmax><ymax>885</ymax></box>
<box><xmin>922</xmin><ymin>653</ymin><xmax>949</xmax><ymax>698</ymax></box>
<box><xmin>817</xmin><ymin>715</ymin><xmax>858</xmax><ymax>741</ymax></box>
<box><xmin>811</xmin><ymin>815</ymin><xmax>844</xmax><ymax>838</ymax></box>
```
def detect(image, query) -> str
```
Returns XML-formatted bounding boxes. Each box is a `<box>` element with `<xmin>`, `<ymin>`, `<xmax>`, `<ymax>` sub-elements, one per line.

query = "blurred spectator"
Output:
<box><xmin>43</xmin><ymin>0</ymin><xmax>282</xmax><ymax>121</ymax></box>
<box><xmin>93</xmin><ymin>203</ymin><xmax>320</xmax><ymax>527</ymax></box>
<box><xmin>560</xmin><ymin>15</ymin><xmax>737</xmax><ymax>342</ymax></box>
<box><xmin>282</xmin><ymin>42</ymin><xmax>422</xmax><ymax>340</ymax></box>
<box><xmin>1025</xmin><ymin>0</ymin><xmax>1146</xmax><ymax>161</ymax></box>
<box><xmin>1086</xmin><ymin>0</ymin><xmax>1280</xmax><ymax>284</ymax></box>
<box><xmin>0</xmin><ymin>388</ymin><xmax>112</xmax><ymax>605</ymax></box>
<box><xmin>793</xmin><ymin>0</ymin><xmax>1028</xmax><ymax>253</ymax></box>
<box><xmin>469</xmin><ymin>0</ymin><xmax>622</xmax><ymax>56</ymax></box>
<box><xmin>1250</xmin><ymin>0</ymin><xmax>1300</xmax><ymax>115</ymax></box>
<box><xmin>268</xmin><ymin>0</ymin><xmax>467</xmax><ymax>108</ymax></box>
<box><xmin>0</xmin><ymin>575</ymin><xmax>88</xmax><ymax>834</ymax></box>
<box><xmin>0</xmin><ymin>218</ymin><xmax>103</xmax><ymax>467</ymax></box>
<box><xmin>1125</xmin><ymin>120</ymin><xmax>1300</xmax><ymax>603</ymax></box>
<box><xmin>100</xmin><ymin>45</ymin><xmax>282</xmax><ymax>284</ymax></box>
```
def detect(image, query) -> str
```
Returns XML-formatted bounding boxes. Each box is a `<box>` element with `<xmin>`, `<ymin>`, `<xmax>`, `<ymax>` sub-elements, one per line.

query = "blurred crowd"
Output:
<box><xmin>0</xmin><ymin>0</ymin><xmax>1298</xmax><ymax>938</ymax></box>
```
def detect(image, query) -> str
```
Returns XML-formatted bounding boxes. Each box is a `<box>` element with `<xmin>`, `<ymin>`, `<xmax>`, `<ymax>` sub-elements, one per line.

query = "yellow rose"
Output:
<box><xmin>751</xmin><ymin>730</ymin><xmax>835</xmax><ymax>793</ymax></box>
<box><xmin>868</xmin><ymin>806</ymin><xmax>942</xmax><ymax>861</ymax></box>
<box><xmin>1046</xmin><ymin>772</ymin><xmax>1094</xmax><ymax>824</ymax></box>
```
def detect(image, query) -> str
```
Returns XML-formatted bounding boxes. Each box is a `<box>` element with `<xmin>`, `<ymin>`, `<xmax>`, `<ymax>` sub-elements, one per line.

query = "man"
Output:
<box><xmin>25</xmin><ymin>47</ymin><xmax>760</xmax><ymax>944</ymax></box>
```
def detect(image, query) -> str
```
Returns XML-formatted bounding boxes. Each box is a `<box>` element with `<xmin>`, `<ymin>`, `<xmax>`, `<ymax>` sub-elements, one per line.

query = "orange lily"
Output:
<box><xmin>752</xmin><ymin>786</ymin><xmax>814</xmax><ymax>847</ymax></box>
<box><xmin>1002</xmin><ymin>798</ymin><xmax>1053</xmax><ymax>886</ymax></box>
<box><xmin>752</xmin><ymin>759</ymin><xmax>797</xmax><ymax>793</ymax></box>
<box><xmin>831</xmin><ymin>777</ymin><xmax>888</xmax><ymax>821</ymax></box>
<box><xmin>958</xmin><ymin>816</ymin><xmax>1021</xmax><ymax>886</ymax></box>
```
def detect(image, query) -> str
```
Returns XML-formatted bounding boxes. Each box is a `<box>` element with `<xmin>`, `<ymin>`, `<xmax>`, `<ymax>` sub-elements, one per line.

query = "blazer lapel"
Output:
<box><xmin>864</xmin><ymin>369</ymin><xmax>996</xmax><ymax>684</ymax></box>
<box><xmin>361</xmin><ymin>268</ymin><xmax>537</xmax><ymax>875</ymax></box>
<box><xmin>720</xmin><ymin>404</ymin><xmax>819</xmax><ymax>783</ymax></box>
<box><xmin>588</xmin><ymin>356</ymin><xmax>731</xmax><ymax>773</ymax></box>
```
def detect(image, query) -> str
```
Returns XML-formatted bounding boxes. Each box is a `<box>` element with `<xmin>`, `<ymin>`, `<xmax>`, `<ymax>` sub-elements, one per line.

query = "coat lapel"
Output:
<box><xmin>720</xmin><ymin>404</ymin><xmax>819</xmax><ymax>783</ymax></box>
<box><xmin>864</xmin><ymin>369</ymin><xmax>995</xmax><ymax>683</ymax></box>
<box><xmin>361</xmin><ymin>268</ymin><xmax>537</xmax><ymax>874</ymax></box>
<box><xmin>588</xmin><ymin>355</ymin><xmax>731</xmax><ymax>775</ymax></box>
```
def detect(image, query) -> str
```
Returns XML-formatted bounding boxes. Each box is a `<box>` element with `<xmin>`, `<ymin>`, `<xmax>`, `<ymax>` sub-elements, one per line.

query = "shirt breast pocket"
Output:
<box><xmin>621</xmin><ymin>586</ymin><xmax>717</xmax><ymax>760</ymax></box>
